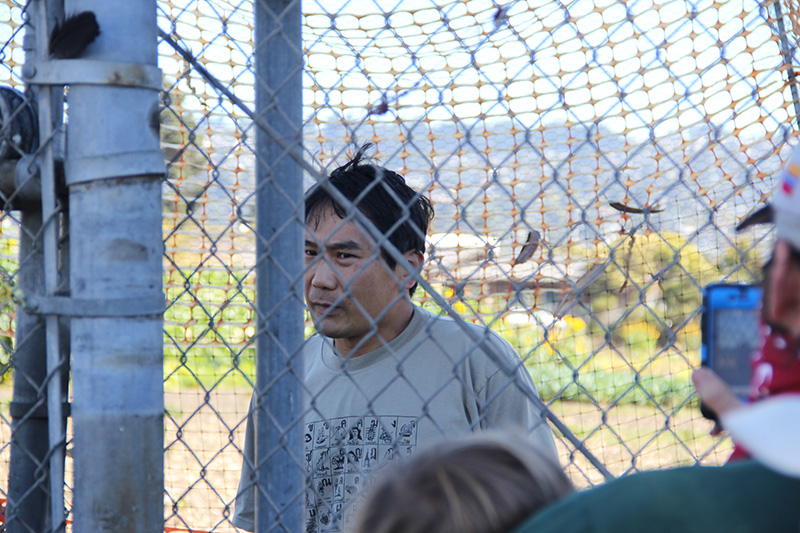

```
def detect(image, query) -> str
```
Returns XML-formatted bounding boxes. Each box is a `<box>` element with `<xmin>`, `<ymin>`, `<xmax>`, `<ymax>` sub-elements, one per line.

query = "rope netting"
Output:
<box><xmin>154</xmin><ymin>0</ymin><xmax>795</xmax><ymax>528</ymax></box>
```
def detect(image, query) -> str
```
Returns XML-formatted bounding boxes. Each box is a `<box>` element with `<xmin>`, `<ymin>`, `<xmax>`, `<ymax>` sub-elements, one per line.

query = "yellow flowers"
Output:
<box><xmin>0</xmin><ymin>279</ymin><xmax>13</xmax><ymax>305</ymax></box>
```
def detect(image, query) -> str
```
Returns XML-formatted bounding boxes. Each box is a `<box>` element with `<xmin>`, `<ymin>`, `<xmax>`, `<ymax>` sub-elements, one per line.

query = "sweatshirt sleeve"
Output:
<box><xmin>721</xmin><ymin>394</ymin><xmax>800</xmax><ymax>478</ymax></box>
<box><xmin>477</xmin><ymin>331</ymin><xmax>559</xmax><ymax>460</ymax></box>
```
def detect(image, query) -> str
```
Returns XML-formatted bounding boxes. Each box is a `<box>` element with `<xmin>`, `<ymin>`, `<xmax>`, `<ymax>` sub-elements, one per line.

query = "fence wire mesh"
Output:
<box><xmin>0</xmin><ymin>1</ymin><xmax>75</xmax><ymax>531</ymax></box>
<box><xmin>0</xmin><ymin>0</ymin><xmax>797</xmax><ymax>530</ymax></box>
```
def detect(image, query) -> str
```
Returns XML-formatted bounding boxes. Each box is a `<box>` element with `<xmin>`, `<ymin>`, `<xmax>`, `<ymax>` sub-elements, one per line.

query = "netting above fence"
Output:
<box><xmin>0</xmin><ymin>0</ymin><xmax>797</xmax><ymax>530</ymax></box>
<box><xmin>158</xmin><ymin>0</ymin><xmax>791</xmax><ymax>365</ymax></box>
<box><xmin>153</xmin><ymin>0</ymin><xmax>794</xmax><ymax>529</ymax></box>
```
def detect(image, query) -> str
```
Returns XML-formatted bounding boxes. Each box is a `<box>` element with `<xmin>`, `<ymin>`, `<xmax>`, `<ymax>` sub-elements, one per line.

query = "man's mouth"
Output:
<box><xmin>310</xmin><ymin>301</ymin><xmax>340</xmax><ymax>315</ymax></box>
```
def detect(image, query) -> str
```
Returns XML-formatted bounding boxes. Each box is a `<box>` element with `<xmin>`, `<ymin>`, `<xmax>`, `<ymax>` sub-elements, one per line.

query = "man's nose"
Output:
<box><xmin>309</xmin><ymin>257</ymin><xmax>338</xmax><ymax>289</ymax></box>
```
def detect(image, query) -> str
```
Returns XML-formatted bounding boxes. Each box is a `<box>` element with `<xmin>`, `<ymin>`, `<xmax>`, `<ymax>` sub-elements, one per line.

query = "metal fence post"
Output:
<box><xmin>254</xmin><ymin>0</ymin><xmax>304</xmax><ymax>531</ymax></box>
<box><xmin>56</xmin><ymin>1</ymin><xmax>165</xmax><ymax>531</ymax></box>
<box><xmin>7</xmin><ymin>211</ymin><xmax>49</xmax><ymax>532</ymax></box>
<box><xmin>8</xmin><ymin>0</ymin><xmax>68</xmax><ymax>530</ymax></box>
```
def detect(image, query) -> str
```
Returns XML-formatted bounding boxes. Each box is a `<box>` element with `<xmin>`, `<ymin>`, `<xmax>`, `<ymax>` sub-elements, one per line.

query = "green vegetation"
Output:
<box><xmin>420</xmin><ymin>293</ymin><xmax>699</xmax><ymax>408</ymax></box>
<box><xmin>0</xmin><ymin>223</ymin><xmax>18</xmax><ymax>384</ymax></box>
<box><xmin>164</xmin><ymin>230</ymin><xmax>748</xmax><ymax>405</ymax></box>
<box><xmin>0</xmin><ymin>195</ymin><xmax>768</xmax><ymax>407</ymax></box>
<box><xmin>163</xmin><ymin>266</ymin><xmax>257</xmax><ymax>391</ymax></box>
<box><xmin>414</xmin><ymin>230</ymin><xmax>746</xmax><ymax>408</ymax></box>
<box><xmin>575</xmin><ymin>231</ymin><xmax>722</xmax><ymax>348</ymax></box>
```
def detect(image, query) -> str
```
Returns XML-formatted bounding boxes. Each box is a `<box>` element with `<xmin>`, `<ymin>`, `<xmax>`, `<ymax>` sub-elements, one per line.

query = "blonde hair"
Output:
<box><xmin>353</xmin><ymin>432</ymin><xmax>572</xmax><ymax>533</ymax></box>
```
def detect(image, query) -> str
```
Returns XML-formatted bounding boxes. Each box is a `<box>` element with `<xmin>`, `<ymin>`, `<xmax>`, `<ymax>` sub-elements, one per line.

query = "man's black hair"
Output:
<box><xmin>305</xmin><ymin>144</ymin><xmax>435</xmax><ymax>296</ymax></box>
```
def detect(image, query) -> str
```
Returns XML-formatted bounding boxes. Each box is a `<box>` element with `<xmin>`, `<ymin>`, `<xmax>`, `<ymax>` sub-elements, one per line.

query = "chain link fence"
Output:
<box><xmin>0</xmin><ymin>0</ymin><xmax>75</xmax><ymax>530</ymax></box>
<box><xmin>0</xmin><ymin>0</ymin><xmax>797</xmax><ymax>530</ymax></box>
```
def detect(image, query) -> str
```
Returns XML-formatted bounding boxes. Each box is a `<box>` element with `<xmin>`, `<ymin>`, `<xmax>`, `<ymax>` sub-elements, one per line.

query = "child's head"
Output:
<box><xmin>353</xmin><ymin>432</ymin><xmax>572</xmax><ymax>533</ymax></box>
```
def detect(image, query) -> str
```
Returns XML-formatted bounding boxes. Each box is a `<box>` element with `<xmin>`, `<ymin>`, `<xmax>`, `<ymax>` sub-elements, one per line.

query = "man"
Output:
<box><xmin>513</xmin><ymin>145</ymin><xmax>800</xmax><ymax>533</ymax></box>
<box><xmin>233</xmin><ymin>146</ymin><xmax>558</xmax><ymax>532</ymax></box>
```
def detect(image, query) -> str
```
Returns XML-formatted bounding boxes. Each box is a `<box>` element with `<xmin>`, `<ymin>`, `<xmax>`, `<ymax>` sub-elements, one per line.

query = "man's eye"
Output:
<box><xmin>337</xmin><ymin>253</ymin><xmax>354</xmax><ymax>260</ymax></box>
<box><xmin>305</xmin><ymin>249</ymin><xmax>317</xmax><ymax>257</ymax></box>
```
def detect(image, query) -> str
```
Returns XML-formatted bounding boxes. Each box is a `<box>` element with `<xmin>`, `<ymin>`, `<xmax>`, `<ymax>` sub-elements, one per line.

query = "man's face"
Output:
<box><xmin>303</xmin><ymin>207</ymin><xmax>420</xmax><ymax>356</ymax></box>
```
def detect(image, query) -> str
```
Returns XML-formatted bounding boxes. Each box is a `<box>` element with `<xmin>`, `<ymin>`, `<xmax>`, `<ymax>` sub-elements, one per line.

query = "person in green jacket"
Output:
<box><xmin>512</xmin><ymin>459</ymin><xmax>800</xmax><ymax>533</ymax></box>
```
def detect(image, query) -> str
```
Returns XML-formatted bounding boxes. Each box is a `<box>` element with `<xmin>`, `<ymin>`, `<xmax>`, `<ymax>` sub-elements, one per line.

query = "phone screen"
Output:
<box><xmin>711</xmin><ymin>307</ymin><xmax>761</xmax><ymax>394</ymax></box>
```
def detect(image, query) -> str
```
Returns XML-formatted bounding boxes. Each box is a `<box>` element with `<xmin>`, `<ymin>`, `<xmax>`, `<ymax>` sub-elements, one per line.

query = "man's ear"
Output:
<box><xmin>399</xmin><ymin>250</ymin><xmax>424</xmax><ymax>290</ymax></box>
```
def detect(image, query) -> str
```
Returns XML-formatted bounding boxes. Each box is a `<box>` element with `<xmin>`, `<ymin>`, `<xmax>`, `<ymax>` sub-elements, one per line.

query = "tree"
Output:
<box><xmin>581</xmin><ymin>230</ymin><xmax>721</xmax><ymax>347</ymax></box>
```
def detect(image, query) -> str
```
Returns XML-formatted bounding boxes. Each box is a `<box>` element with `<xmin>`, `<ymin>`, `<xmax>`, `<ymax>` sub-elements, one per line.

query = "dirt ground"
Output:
<box><xmin>159</xmin><ymin>389</ymin><xmax>731</xmax><ymax>532</ymax></box>
<box><xmin>0</xmin><ymin>386</ymin><xmax>732</xmax><ymax>532</ymax></box>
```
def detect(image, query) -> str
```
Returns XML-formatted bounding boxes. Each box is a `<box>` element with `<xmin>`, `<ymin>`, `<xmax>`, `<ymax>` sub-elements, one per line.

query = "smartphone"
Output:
<box><xmin>700</xmin><ymin>283</ymin><xmax>762</xmax><ymax>420</ymax></box>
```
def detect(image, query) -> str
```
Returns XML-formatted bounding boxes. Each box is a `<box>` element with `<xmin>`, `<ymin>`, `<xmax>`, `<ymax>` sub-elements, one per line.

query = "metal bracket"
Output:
<box><xmin>25</xmin><ymin>294</ymin><xmax>165</xmax><ymax>317</ymax></box>
<box><xmin>23</xmin><ymin>59</ymin><xmax>162</xmax><ymax>91</ymax></box>
<box><xmin>9</xmin><ymin>400</ymin><xmax>71</xmax><ymax>419</ymax></box>
<box><xmin>64</xmin><ymin>150</ymin><xmax>166</xmax><ymax>185</ymax></box>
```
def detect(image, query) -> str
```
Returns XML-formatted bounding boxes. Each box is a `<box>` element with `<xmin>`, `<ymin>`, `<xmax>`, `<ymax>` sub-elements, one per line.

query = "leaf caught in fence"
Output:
<box><xmin>49</xmin><ymin>11</ymin><xmax>100</xmax><ymax>59</ymax></box>
<box><xmin>735</xmin><ymin>204</ymin><xmax>773</xmax><ymax>232</ymax></box>
<box><xmin>493</xmin><ymin>5</ymin><xmax>511</xmax><ymax>28</ymax></box>
<box><xmin>609</xmin><ymin>201</ymin><xmax>664</xmax><ymax>214</ymax></box>
<box><xmin>512</xmin><ymin>230</ymin><xmax>541</xmax><ymax>265</ymax></box>
<box><xmin>368</xmin><ymin>99</ymin><xmax>389</xmax><ymax>116</ymax></box>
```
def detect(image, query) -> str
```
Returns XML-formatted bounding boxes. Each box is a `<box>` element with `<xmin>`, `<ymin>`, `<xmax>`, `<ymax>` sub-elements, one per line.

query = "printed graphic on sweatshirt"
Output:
<box><xmin>304</xmin><ymin>415</ymin><xmax>418</xmax><ymax>533</ymax></box>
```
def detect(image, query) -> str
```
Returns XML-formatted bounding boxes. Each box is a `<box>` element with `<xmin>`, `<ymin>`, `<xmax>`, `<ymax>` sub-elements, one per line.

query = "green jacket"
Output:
<box><xmin>513</xmin><ymin>461</ymin><xmax>800</xmax><ymax>533</ymax></box>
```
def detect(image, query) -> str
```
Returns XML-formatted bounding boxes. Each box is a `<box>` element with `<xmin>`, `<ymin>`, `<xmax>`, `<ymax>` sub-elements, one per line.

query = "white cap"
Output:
<box><xmin>773</xmin><ymin>146</ymin><xmax>800</xmax><ymax>251</ymax></box>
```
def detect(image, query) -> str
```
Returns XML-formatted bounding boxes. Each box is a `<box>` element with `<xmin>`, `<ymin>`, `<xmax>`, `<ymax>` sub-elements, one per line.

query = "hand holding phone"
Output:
<box><xmin>700</xmin><ymin>283</ymin><xmax>762</xmax><ymax>420</ymax></box>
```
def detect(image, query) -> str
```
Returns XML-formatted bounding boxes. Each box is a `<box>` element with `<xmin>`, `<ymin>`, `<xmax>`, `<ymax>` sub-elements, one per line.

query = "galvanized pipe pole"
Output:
<box><xmin>32</xmin><ymin>0</ymin><xmax>68</xmax><ymax>528</ymax></box>
<box><xmin>8</xmin><ymin>0</ymin><xmax>68</xmax><ymax>531</ymax></box>
<box><xmin>7</xmin><ymin>211</ymin><xmax>49</xmax><ymax>533</ymax></box>
<box><xmin>254</xmin><ymin>0</ymin><xmax>304</xmax><ymax>531</ymax></box>
<box><xmin>56</xmin><ymin>1</ymin><xmax>165</xmax><ymax>531</ymax></box>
